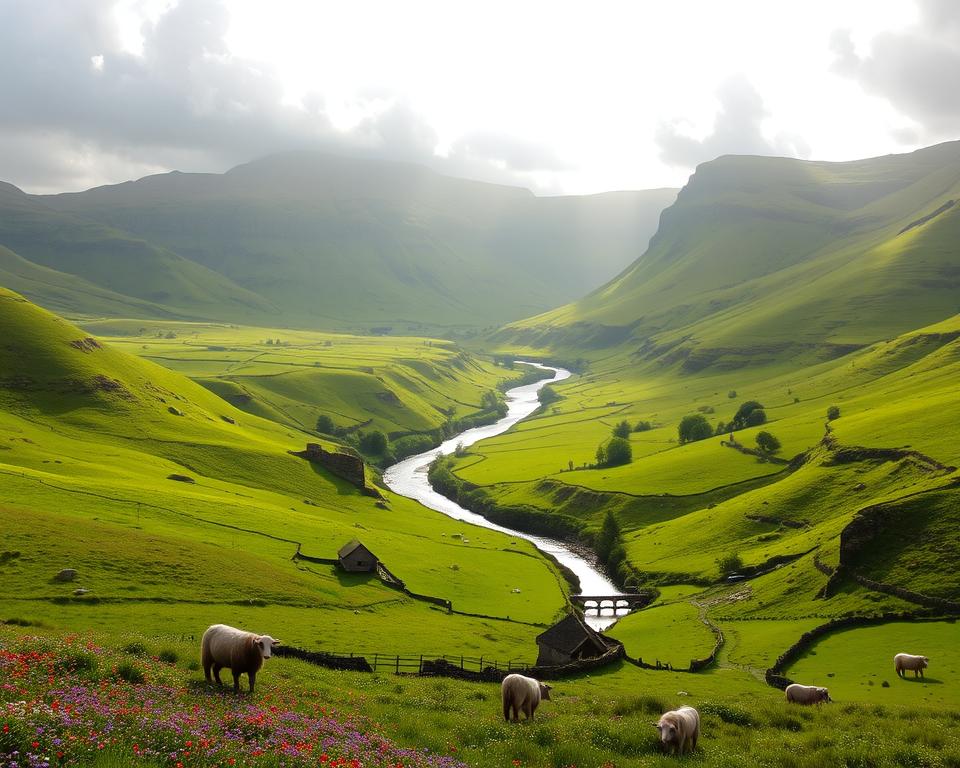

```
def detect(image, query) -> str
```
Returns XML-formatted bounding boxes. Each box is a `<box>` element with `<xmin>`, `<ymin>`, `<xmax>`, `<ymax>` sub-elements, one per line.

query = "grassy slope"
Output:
<box><xmin>501</xmin><ymin>140</ymin><xmax>960</xmax><ymax>355</ymax></box>
<box><xmin>81</xmin><ymin>318</ymin><xmax>518</xmax><ymax>441</ymax></box>
<box><xmin>0</xmin><ymin>288</ymin><xmax>568</xmax><ymax>658</ymax></box>
<box><xmin>41</xmin><ymin>153</ymin><xmax>677</xmax><ymax>331</ymax></box>
<box><xmin>0</xmin><ymin>182</ymin><xmax>277</xmax><ymax>323</ymax></box>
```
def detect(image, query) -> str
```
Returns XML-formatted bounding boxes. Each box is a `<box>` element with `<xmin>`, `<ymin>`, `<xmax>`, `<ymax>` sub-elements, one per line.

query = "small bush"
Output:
<box><xmin>55</xmin><ymin>650</ymin><xmax>98</xmax><ymax>675</ymax></box>
<box><xmin>116</xmin><ymin>661</ymin><xmax>145</xmax><ymax>684</ymax></box>
<box><xmin>716</xmin><ymin>552</ymin><xmax>743</xmax><ymax>577</ymax></box>
<box><xmin>700</xmin><ymin>701</ymin><xmax>754</xmax><ymax>726</ymax></box>
<box><xmin>827</xmin><ymin>405</ymin><xmax>841</xmax><ymax>421</ymax></box>
<box><xmin>123</xmin><ymin>641</ymin><xmax>148</xmax><ymax>656</ymax></box>
<box><xmin>158</xmin><ymin>648</ymin><xmax>179</xmax><ymax>664</ymax></box>
<box><xmin>633</xmin><ymin>420</ymin><xmax>652</xmax><ymax>432</ymax></box>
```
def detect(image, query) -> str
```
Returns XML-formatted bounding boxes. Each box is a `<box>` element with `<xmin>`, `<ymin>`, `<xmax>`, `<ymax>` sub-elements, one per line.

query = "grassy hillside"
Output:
<box><xmin>0</xmin><ymin>182</ymin><xmax>276</xmax><ymax>322</ymax></box>
<box><xmin>501</xmin><ymin>140</ymin><xmax>960</xmax><ymax>358</ymax></box>
<box><xmin>40</xmin><ymin>153</ymin><xmax>676</xmax><ymax>332</ymax></box>
<box><xmin>81</xmin><ymin>318</ymin><xmax>523</xmax><ymax>462</ymax></box>
<box><xmin>0</xmin><ymin>288</ymin><xmax>568</xmax><ymax>657</ymax></box>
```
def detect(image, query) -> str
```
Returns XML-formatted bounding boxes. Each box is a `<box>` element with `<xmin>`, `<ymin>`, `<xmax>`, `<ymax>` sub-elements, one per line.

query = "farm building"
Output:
<box><xmin>338</xmin><ymin>539</ymin><xmax>379</xmax><ymax>572</ymax></box>
<box><xmin>535</xmin><ymin>613</ymin><xmax>621</xmax><ymax>666</ymax></box>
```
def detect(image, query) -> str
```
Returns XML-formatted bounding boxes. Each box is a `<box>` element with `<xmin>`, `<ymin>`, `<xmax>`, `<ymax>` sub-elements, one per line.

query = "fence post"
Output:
<box><xmin>479</xmin><ymin>655</ymin><xmax>483</xmax><ymax>672</ymax></box>
<box><xmin>419</xmin><ymin>655</ymin><xmax>423</xmax><ymax>674</ymax></box>
<box><xmin>395</xmin><ymin>655</ymin><xmax>400</xmax><ymax>675</ymax></box>
<box><xmin>460</xmin><ymin>655</ymin><xmax>464</xmax><ymax>670</ymax></box>
<box><xmin>373</xmin><ymin>653</ymin><xmax>378</xmax><ymax>672</ymax></box>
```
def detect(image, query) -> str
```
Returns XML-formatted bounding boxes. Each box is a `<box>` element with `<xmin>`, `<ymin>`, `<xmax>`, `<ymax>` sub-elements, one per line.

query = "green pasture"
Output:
<box><xmin>85</xmin><ymin>318</ymin><xmax>513</xmax><ymax>439</ymax></box>
<box><xmin>786</xmin><ymin>621</ymin><xmax>960</xmax><ymax>707</ymax></box>
<box><xmin>5</xmin><ymin>625</ymin><xmax>960</xmax><ymax>768</ymax></box>
<box><xmin>606</xmin><ymin>600</ymin><xmax>717</xmax><ymax>669</ymax></box>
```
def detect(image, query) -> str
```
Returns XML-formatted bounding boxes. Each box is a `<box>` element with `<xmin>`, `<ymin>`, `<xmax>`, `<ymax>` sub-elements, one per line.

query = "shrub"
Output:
<box><xmin>538</xmin><ymin>384</ymin><xmax>560</xmax><ymax>405</ymax></box>
<box><xmin>158</xmin><ymin>649</ymin><xmax>178</xmax><ymax>664</ymax></box>
<box><xmin>716</xmin><ymin>552</ymin><xmax>743</xmax><ymax>577</ymax></box>
<box><xmin>633</xmin><ymin>420</ymin><xmax>652</xmax><ymax>432</ymax></box>
<box><xmin>604</xmin><ymin>437</ymin><xmax>633</xmax><ymax>466</ymax></box>
<box><xmin>730</xmin><ymin>400</ymin><xmax>766</xmax><ymax>430</ymax></box>
<box><xmin>392</xmin><ymin>433</ymin><xmax>436</xmax><ymax>460</ymax></box>
<box><xmin>827</xmin><ymin>405</ymin><xmax>841</xmax><ymax>420</ymax></box>
<box><xmin>756</xmin><ymin>430</ymin><xmax>782</xmax><ymax>455</ymax></box>
<box><xmin>358</xmin><ymin>430</ymin><xmax>389</xmax><ymax>454</ymax></box>
<box><xmin>116</xmin><ymin>661</ymin><xmax>145</xmax><ymax>684</ymax></box>
<box><xmin>123</xmin><ymin>641</ymin><xmax>148</xmax><ymax>656</ymax></box>
<box><xmin>316</xmin><ymin>414</ymin><xmax>336</xmax><ymax>434</ymax></box>
<box><xmin>727</xmin><ymin>390</ymin><xmax>737</xmax><ymax>398</ymax></box>
<box><xmin>678</xmin><ymin>414</ymin><xmax>713</xmax><ymax>444</ymax></box>
<box><xmin>612</xmin><ymin>420</ymin><xmax>632</xmax><ymax>439</ymax></box>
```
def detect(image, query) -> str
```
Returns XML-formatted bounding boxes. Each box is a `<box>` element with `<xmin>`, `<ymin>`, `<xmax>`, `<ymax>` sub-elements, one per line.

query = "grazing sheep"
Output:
<box><xmin>785</xmin><ymin>683</ymin><xmax>832</xmax><ymax>705</ymax></box>
<box><xmin>654</xmin><ymin>706</ymin><xmax>700</xmax><ymax>755</ymax></box>
<box><xmin>894</xmin><ymin>653</ymin><xmax>929</xmax><ymax>679</ymax></box>
<box><xmin>201</xmin><ymin>624</ymin><xmax>281</xmax><ymax>694</ymax></box>
<box><xmin>501</xmin><ymin>673</ymin><xmax>551</xmax><ymax>722</ymax></box>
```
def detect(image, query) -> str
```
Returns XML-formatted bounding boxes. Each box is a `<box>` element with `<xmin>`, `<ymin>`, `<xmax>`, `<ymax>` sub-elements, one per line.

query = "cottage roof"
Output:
<box><xmin>535</xmin><ymin>613</ymin><xmax>611</xmax><ymax>656</ymax></box>
<box><xmin>337</xmin><ymin>539</ymin><xmax>375</xmax><ymax>559</ymax></box>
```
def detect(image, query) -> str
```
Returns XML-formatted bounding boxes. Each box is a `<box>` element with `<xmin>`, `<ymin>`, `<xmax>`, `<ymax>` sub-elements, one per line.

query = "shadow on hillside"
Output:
<box><xmin>335</xmin><ymin>569</ymin><xmax>377</xmax><ymax>588</ymax></box>
<box><xmin>303</xmin><ymin>459</ymin><xmax>359</xmax><ymax>496</ymax></box>
<box><xmin>898</xmin><ymin>676</ymin><xmax>943</xmax><ymax>685</ymax></box>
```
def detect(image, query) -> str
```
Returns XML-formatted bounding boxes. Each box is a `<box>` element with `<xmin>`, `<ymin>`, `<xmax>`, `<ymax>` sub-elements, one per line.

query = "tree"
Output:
<box><xmin>716</xmin><ymin>552</ymin><xmax>743</xmax><ymax>577</ymax></box>
<box><xmin>605</xmin><ymin>437</ymin><xmax>633</xmax><ymax>466</ymax></box>
<box><xmin>730</xmin><ymin>400</ymin><xmax>766</xmax><ymax>430</ymax></box>
<box><xmin>827</xmin><ymin>405</ymin><xmax>841</xmax><ymax>421</ymax></box>
<box><xmin>359</xmin><ymin>430</ymin><xmax>388</xmax><ymax>454</ymax></box>
<box><xmin>595</xmin><ymin>443</ymin><xmax>607</xmax><ymax>466</ymax></box>
<box><xmin>316</xmin><ymin>415</ymin><xmax>336</xmax><ymax>434</ymax></box>
<box><xmin>755</xmin><ymin>430</ymin><xmax>781</xmax><ymax>455</ymax></box>
<box><xmin>715</xmin><ymin>420</ymin><xmax>727</xmax><ymax>436</ymax></box>
<box><xmin>678</xmin><ymin>414</ymin><xmax>713</xmax><ymax>444</ymax></box>
<box><xmin>612</xmin><ymin>420</ymin><xmax>632</xmax><ymax>439</ymax></box>
<box><xmin>595</xmin><ymin>510</ymin><xmax>620</xmax><ymax>562</ymax></box>
<box><xmin>634</xmin><ymin>420</ymin><xmax>652</xmax><ymax>432</ymax></box>
<box><xmin>539</xmin><ymin>385</ymin><xmax>560</xmax><ymax>406</ymax></box>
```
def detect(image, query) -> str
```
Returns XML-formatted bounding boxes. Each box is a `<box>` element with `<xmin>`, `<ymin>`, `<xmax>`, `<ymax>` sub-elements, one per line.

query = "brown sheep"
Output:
<box><xmin>894</xmin><ymin>653</ymin><xmax>929</xmax><ymax>678</ymax></box>
<box><xmin>201</xmin><ymin>623</ymin><xmax>281</xmax><ymax>693</ymax></box>
<box><xmin>501</xmin><ymin>673</ymin><xmax>551</xmax><ymax>722</ymax></box>
<box><xmin>654</xmin><ymin>706</ymin><xmax>700</xmax><ymax>755</ymax></box>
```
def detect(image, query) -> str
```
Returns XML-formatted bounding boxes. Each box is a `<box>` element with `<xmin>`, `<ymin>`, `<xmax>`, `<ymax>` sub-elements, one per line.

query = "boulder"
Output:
<box><xmin>54</xmin><ymin>568</ymin><xmax>77</xmax><ymax>582</ymax></box>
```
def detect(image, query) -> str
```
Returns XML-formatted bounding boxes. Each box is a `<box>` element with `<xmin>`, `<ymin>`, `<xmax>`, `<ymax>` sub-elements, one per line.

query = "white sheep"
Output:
<box><xmin>654</xmin><ymin>706</ymin><xmax>700</xmax><ymax>754</ymax></box>
<box><xmin>894</xmin><ymin>653</ymin><xmax>929</xmax><ymax>679</ymax></box>
<box><xmin>501</xmin><ymin>673</ymin><xmax>551</xmax><ymax>722</ymax></box>
<box><xmin>785</xmin><ymin>683</ymin><xmax>832</xmax><ymax>705</ymax></box>
<box><xmin>201</xmin><ymin>624</ymin><xmax>281</xmax><ymax>694</ymax></box>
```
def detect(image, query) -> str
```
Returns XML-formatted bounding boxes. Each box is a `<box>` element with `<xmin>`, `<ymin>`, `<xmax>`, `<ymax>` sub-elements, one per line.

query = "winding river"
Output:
<box><xmin>383</xmin><ymin>362</ymin><xmax>627</xmax><ymax>630</ymax></box>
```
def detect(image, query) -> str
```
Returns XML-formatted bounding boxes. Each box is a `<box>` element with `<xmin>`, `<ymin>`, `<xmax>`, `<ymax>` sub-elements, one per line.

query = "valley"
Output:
<box><xmin>2</xmin><ymin>142</ymin><xmax>960</xmax><ymax>767</ymax></box>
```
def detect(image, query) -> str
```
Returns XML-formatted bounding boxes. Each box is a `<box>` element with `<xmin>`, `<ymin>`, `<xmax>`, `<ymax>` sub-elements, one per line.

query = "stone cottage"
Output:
<box><xmin>535</xmin><ymin>613</ymin><xmax>620</xmax><ymax>666</ymax></box>
<box><xmin>338</xmin><ymin>539</ymin><xmax>379</xmax><ymax>573</ymax></box>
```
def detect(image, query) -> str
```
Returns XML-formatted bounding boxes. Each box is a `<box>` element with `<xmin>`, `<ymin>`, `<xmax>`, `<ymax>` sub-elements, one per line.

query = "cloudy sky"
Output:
<box><xmin>1</xmin><ymin>0</ymin><xmax>958</xmax><ymax>194</ymax></box>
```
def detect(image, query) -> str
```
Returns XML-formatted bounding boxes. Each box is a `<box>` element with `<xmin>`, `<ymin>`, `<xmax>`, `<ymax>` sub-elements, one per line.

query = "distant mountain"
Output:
<box><xmin>0</xmin><ymin>181</ymin><xmax>278</xmax><ymax>321</ymax></box>
<box><xmin>38</xmin><ymin>153</ymin><xmax>676</xmax><ymax>330</ymax></box>
<box><xmin>502</xmin><ymin>141</ymin><xmax>960</xmax><ymax>366</ymax></box>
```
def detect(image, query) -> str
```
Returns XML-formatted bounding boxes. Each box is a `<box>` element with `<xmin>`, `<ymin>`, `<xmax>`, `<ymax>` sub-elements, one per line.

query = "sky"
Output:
<box><xmin>1</xmin><ymin>0</ymin><xmax>958</xmax><ymax>195</ymax></box>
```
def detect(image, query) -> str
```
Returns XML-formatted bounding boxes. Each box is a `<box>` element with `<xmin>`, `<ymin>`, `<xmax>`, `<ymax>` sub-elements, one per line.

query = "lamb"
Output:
<box><xmin>894</xmin><ymin>653</ymin><xmax>929</xmax><ymax>678</ymax></box>
<box><xmin>785</xmin><ymin>683</ymin><xmax>832</xmax><ymax>705</ymax></box>
<box><xmin>201</xmin><ymin>623</ymin><xmax>281</xmax><ymax>694</ymax></box>
<box><xmin>501</xmin><ymin>673</ymin><xmax>551</xmax><ymax>722</ymax></box>
<box><xmin>654</xmin><ymin>706</ymin><xmax>700</xmax><ymax>755</ymax></box>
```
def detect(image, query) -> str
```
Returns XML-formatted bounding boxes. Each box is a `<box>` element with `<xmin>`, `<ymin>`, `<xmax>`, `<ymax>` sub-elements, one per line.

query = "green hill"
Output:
<box><xmin>0</xmin><ymin>182</ymin><xmax>278</xmax><ymax>322</ymax></box>
<box><xmin>39</xmin><ymin>153</ymin><xmax>676</xmax><ymax>331</ymax></box>
<box><xmin>0</xmin><ymin>288</ymin><xmax>568</xmax><ymax>653</ymax></box>
<box><xmin>501</xmin><ymin>140</ymin><xmax>960</xmax><ymax>360</ymax></box>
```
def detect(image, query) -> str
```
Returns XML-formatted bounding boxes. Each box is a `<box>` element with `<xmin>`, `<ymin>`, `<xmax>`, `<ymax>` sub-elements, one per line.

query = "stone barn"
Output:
<box><xmin>535</xmin><ymin>613</ymin><xmax>619</xmax><ymax>666</ymax></box>
<box><xmin>338</xmin><ymin>539</ymin><xmax>379</xmax><ymax>573</ymax></box>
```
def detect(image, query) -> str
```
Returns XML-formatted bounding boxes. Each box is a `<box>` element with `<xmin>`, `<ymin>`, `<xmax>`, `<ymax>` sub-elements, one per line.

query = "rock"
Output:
<box><xmin>220</xmin><ymin>415</ymin><xmax>235</xmax><ymax>424</ymax></box>
<box><xmin>54</xmin><ymin>568</ymin><xmax>77</xmax><ymax>582</ymax></box>
<box><xmin>73</xmin><ymin>588</ymin><xmax>89</xmax><ymax>596</ymax></box>
<box><xmin>168</xmin><ymin>406</ymin><xmax>184</xmax><ymax>416</ymax></box>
